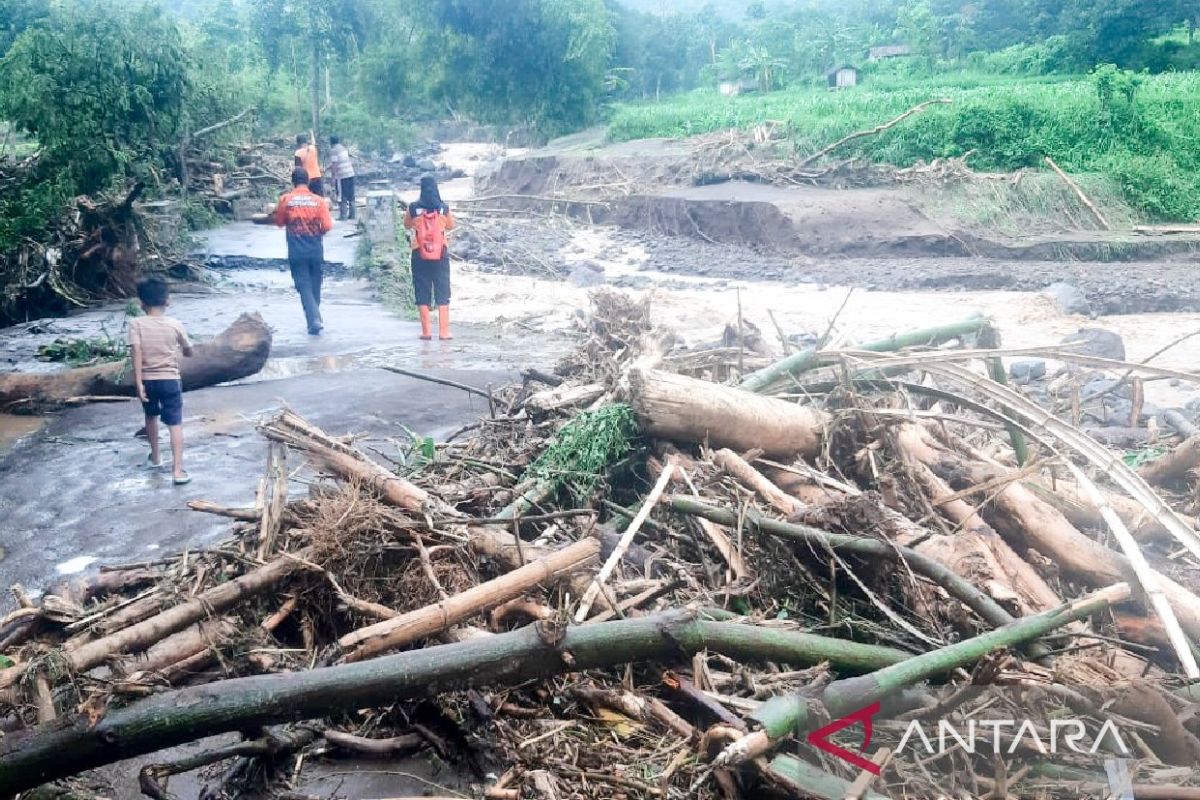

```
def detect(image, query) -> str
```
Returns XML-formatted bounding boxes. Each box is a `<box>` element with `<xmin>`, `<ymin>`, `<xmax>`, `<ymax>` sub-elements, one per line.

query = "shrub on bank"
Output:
<box><xmin>608</xmin><ymin>71</ymin><xmax>1200</xmax><ymax>221</ymax></box>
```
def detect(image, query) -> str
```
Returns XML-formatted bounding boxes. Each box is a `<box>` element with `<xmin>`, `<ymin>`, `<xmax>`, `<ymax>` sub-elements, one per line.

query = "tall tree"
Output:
<box><xmin>0</xmin><ymin>0</ymin><xmax>189</xmax><ymax>192</ymax></box>
<box><xmin>251</xmin><ymin>0</ymin><xmax>366</xmax><ymax>134</ymax></box>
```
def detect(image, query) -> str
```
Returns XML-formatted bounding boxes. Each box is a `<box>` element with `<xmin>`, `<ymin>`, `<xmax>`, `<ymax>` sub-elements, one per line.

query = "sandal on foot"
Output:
<box><xmin>147</xmin><ymin>454</ymin><xmax>163</xmax><ymax>469</ymax></box>
<box><xmin>173</xmin><ymin>472</ymin><xmax>191</xmax><ymax>485</ymax></box>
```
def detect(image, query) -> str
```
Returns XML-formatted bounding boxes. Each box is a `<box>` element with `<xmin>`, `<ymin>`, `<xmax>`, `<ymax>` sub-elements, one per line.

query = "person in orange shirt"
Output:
<box><xmin>272</xmin><ymin>167</ymin><xmax>334</xmax><ymax>335</ymax></box>
<box><xmin>294</xmin><ymin>133</ymin><xmax>324</xmax><ymax>196</ymax></box>
<box><xmin>403</xmin><ymin>176</ymin><xmax>456</xmax><ymax>340</ymax></box>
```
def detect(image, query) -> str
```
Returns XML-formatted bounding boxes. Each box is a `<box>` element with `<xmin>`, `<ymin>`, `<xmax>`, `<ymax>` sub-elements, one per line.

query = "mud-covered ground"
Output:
<box><xmin>0</xmin><ymin>219</ymin><xmax>569</xmax><ymax>598</ymax></box>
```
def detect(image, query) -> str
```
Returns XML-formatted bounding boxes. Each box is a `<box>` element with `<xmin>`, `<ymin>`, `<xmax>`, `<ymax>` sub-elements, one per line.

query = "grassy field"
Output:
<box><xmin>608</xmin><ymin>72</ymin><xmax>1200</xmax><ymax>220</ymax></box>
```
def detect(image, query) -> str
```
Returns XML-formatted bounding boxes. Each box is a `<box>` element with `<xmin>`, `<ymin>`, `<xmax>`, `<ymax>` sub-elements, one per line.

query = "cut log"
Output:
<box><xmin>0</xmin><ymin>549</ymin><xmax>313</xmax><ymax>689</ymax></box>
<box><xmin>0</xmin><ymin>612</ymin><xmax>909</xmax><ymax>794</ymax></box>
<box><xmin>0</xmin><ymin>313</ymin><xmax>271</xmax><ymax>409</ymax></box>
<box><xmin>1140</xmin><ymin>435</ymin><xmax>1200</xmax><ymax>490</ymax></box>
<box><xmin>909</xmin><ymin>433</ymin><xmax>1200</xmax><ymax>641</ymax></box>
<box><xmin>124</xmin><ymin>619</ymin><xmax>238</xmax><ymax>676</ymax></box>
<box><xmin>625</xmin><ymin>368</ymin><xmax>824</xmax><ymax>458</ymax></box>
<box><xmin>340</xmin><ymin>538</ymin><xmax>601</xmax><ymax>661</ymax></box>
<box><xmin>526</xmin><ymin>383</ymin><xmax>605</xmax><ymax>416</ymax></box>
<box><xmin>713</xmin><ymin>449</ymin><xmax>804</xmax><ymax>516</ymax></box>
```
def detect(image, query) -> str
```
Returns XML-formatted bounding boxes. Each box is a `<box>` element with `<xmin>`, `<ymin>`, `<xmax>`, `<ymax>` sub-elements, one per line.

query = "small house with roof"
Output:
<box><xmin>826</xmin><ymin>64</ymin><xmax>860</xmax><ymax>89</ymax></box>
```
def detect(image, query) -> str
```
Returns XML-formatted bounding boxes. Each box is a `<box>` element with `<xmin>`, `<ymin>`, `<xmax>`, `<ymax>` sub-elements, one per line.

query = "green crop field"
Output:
<box><xmin>608</xmin><ymin>71</ymin><xmax>1200</xmax><ymax>221</ymax></box>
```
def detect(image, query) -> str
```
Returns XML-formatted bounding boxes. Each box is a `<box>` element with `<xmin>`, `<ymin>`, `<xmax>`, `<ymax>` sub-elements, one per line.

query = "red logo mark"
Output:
<box><xmin>806</xmin><ymin>701</ymin><xmax>882</xmax><ymax>775</ymax></box>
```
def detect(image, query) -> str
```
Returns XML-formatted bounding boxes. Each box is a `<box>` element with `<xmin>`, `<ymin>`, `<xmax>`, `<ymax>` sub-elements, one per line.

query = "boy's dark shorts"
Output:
<box><xmin>142</xmin><ymin>379</ymin><xmax>183</xmax><ymax>426</ymax></box>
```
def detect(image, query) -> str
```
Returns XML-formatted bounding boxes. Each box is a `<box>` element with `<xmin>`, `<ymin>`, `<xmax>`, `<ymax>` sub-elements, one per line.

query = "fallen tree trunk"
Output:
<box><xmin>907</xmin><ymin>433</ymin><xmax>1200</xmax><ymax>641</ymax></box>
<box><xmin>1024</xmin><ymin>479</ymin><xmax>1188</xmax><ymax>544</ymax></box>
<box><xmin>0</xmin><ymin>313</ymin><xmax>272</xmax><ymax>409</ymax></box>
<box><xmin>0</xmin><ymin>612</ymin><xmax>910</xmax><ymax>794</ymax></box>
<box><xmin>626</xmin><ymin>368</ymin><xmax>824</xmax><ymax>458</ymax></box>
<box><xmin>895</xmin><ymin>428</ymin><xmax>1064</xmax><ymax>619</ymax></box>
<box><xmin>1140</xmin><ymin>435</ymin><xmax>1200</xmax><ymax>490</ymax></box>
<box><xmin>0</xmin><ymin>549</ymin><xmax>313</xmax><ymax>689</ymax></box>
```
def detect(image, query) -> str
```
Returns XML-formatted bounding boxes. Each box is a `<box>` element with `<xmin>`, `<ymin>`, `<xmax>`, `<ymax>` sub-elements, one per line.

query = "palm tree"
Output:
<box><xmin>739</xmin><ymin>45</ymin><xmax>787</xmax><ymax>92</ymax></box>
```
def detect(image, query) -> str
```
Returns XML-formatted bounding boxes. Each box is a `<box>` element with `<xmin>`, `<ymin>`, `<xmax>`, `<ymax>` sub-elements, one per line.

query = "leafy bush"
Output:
<box><xmin>323</xmin><ymin>106</ymin><xmax>415</xmax><ymax>159</ymax></box>
<box><xmin>0</xmin><ymin>1</ymin><xmax>189</xmax><ymax>194</ymax></box>
<box><xmin>1098</xmin><ymin>153</ymin><xmax>1200</xmax><ymax>221</ymax></box>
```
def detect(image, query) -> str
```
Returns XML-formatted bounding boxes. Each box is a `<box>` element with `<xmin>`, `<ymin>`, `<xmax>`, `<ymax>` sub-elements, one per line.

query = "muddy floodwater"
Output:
<box><xmin>0</xmin><ymin>214</ymin><xmax>570</xmax><ymax>599</ymax></box>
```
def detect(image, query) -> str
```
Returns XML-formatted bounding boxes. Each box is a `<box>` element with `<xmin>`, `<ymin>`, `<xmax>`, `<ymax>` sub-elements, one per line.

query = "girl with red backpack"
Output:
<box><xmin>403</xmin><ymin>176</ymin><xmax>456</xmax><ymax>340</ymax></box>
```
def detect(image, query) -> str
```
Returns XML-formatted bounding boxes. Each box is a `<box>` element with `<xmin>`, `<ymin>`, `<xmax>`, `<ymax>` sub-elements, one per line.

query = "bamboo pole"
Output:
<box><xmin>715</xmin><ymin>583</ymin><xmax>1130</xmax><ymax>766</ymax></box>
<box><xmin>738</xmin><ymin>317</ymin><xmax>989</xmax><ymax>395</ymax></box>
<box><xmin>0</xmin><ymin>612</ymin><xmax>910</xmax><ymax>794</ymax></box>
<box><xmin>0</xmin><ymin>550</ymin><xmax>314</xmax><ymax>690</ymax></box>
<box><xmin>1065</xmin><ymin>462</ymin><xmax>1199</xmax><ymax>678</ymax></box>
<box><xmin>575</xmin><ymin>465</ymin><xmax>674</xmax><ymax>621</ymax></box>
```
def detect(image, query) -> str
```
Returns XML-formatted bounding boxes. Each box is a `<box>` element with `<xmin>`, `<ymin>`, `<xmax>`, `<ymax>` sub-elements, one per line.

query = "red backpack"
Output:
<box><xmin>414</xmin><ymin>210</ymin><xmax>447</xmax><ymax>260</ymax></box>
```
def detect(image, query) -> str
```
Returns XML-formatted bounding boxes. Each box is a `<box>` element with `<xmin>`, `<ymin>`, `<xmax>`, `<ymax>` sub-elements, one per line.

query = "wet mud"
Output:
<box><xmin>0</xmin><ymin>217</ymin><xmax>569</xmax><ymax>598</ymax></box>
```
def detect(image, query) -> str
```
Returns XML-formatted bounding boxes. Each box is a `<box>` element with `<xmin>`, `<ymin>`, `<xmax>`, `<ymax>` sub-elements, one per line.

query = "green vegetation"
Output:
<box><xmin>531</xmin><ymin>404</ymin><xmax>640</xmax><ymax>502</ymax></box>
<box><xmin>610</xmin><ymin>69</ymin><xmax>1200</xmax><ymax>220</ymax></box>
<box><xmin>36</xmin><ymin>335</ymin><xmax>128</xmax><ymax>367</ymax></box>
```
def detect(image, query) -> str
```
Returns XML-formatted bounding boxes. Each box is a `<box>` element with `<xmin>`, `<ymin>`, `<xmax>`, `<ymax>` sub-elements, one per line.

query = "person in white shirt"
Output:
<box><xmin>327</xmin><ymin>136</ymin><xmax>356</xmax><ymax>221</ymax></box>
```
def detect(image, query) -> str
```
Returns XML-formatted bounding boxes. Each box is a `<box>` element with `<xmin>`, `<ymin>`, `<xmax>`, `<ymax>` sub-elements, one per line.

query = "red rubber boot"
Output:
<box><xmin>418</xmin><ymin>305</ymin><xmax>433</xmax><ymax>340</ymax></box>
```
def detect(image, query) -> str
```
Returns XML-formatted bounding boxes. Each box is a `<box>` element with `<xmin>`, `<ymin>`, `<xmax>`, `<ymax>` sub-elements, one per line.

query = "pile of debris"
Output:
<box><xmin>1</xmin><ymin>291</ymin><xmax>1199</xmax><ymax>799</ymax></box>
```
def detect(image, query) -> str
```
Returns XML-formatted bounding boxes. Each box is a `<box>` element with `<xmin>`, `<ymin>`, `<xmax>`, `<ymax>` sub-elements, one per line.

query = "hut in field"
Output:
<box><xmin>826</xmin><ymin>65</ymin><xmax>859</xmax><ymax>89</ymax></box>
<box><xmin>718</xmin><ymin>78</ymin><xmax>759</xmax><ymax>97</ymax></box>
<box><xmin>868</xmin><ymin>44</ymin><xmax>913</xmax><ymax>61</ymax></box>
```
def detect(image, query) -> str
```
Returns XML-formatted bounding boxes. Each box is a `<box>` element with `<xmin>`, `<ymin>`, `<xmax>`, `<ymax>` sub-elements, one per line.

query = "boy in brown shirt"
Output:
<box><xmin>128</xmin><ymin>278</ymin><xmax>194</xmax><ymax>484</ymax></box>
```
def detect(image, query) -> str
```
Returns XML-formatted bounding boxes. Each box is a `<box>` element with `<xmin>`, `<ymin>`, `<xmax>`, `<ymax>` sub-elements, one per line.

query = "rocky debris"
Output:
<box><xmin>1046</xmin><ymin>281</ymin><xmax>1093</xmax><ymax>315</ymax></box>
<box><xmin>568</xmin><ymin>262</ymin><xmax>606</xmax><ymax>288</ymax></box>
<box><xmin>1063</xmin><ymin>327</ymin><xmax>1127</xmax><ymax>361</ymax></box>
<box><xmin>379</xmin><ymin>141</ymin><xmax>466</xmax><ymax>188</ymax></box>
<box><xmin>1010</xmin><ymin>359</ymin><xmax>1047</xmax><ymax>383</ymax></box>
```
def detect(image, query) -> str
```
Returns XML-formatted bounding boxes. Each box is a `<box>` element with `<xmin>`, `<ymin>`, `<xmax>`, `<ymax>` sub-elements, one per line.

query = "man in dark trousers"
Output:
<box><xmin>271</xmin><ymin>167</ymin><xmax>333</xmax><ymax>335</ymax></box>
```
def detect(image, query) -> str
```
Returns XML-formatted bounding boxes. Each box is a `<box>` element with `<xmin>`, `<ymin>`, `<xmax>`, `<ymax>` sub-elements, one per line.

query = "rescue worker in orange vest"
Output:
<box><xmin>272</xmin><ymin>167</ymin><xmax>334</xmax><ymax>335</ymax></box>
<box><xmin>403</xmin><ymin>176</ymin><xmax>456</xmax><ymax>340</ymax></box>
<box><xmin>294</xmin><ymin>133</ymin><xmax>324</xmax><ymax>196</ymax></box>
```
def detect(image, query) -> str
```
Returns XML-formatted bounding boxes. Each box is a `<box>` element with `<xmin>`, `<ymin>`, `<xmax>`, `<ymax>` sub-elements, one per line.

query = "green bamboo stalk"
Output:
<box><xmin>0</xmin><ymin>611</ymin><xmax>909</xmax><ymax>794</ymax></box>
<box><xmin>494</xmin><ymin>477</ymin><xmax>557</xmax><ymax>520</ymax></box>
<box><xmin>769</xmin><ymin>754</ymin><xmax>889</xmax><ymax>800</ymax></box>
<box><xmin>738</xmin><ymin>317</ymin><xmax>989</xmax><ymax>394</ymax></box>
<box><xmin>747</xmin><ymin>583</ymin><xmax>1129</xmax><ymax>745</ymax></box>
<box><xmin>986</xmin><ymin>356</ymin><xmax>1030</xmax><ymax>464</ymax></box>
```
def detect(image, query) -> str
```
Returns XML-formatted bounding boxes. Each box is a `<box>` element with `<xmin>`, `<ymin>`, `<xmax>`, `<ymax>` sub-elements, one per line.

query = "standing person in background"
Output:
<box><xmin>294</xmin><ymin>132</ymin><xmax>324</xmax><ymax>196</ymax></box>
<box><xmin>328</xmin><ymin>135</ymin><xmax>356</xmax><ymax>221</ymax></box>
<box><xmin>403</xmin><ymin>175</ymin><xmax>455</xmax><ymax>341</ymax></box>
<box><xmin>272</xmin><ymin>167</ymin><xmax>334</xmax><ymax>335</ymax></box>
